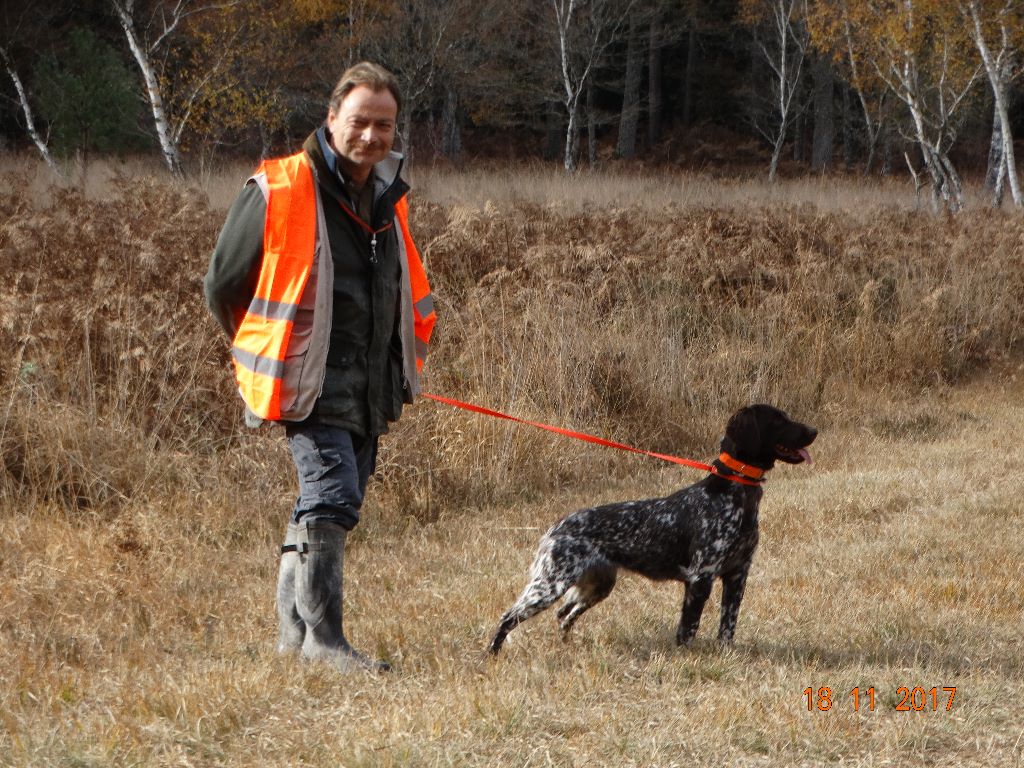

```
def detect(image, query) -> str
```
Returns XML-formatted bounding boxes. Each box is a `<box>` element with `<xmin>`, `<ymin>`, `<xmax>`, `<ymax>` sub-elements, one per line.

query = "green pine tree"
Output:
<box><xmin>35</xmin><ymin>26</ymin><xmax>147</xmax><ymax>159</ymax></box>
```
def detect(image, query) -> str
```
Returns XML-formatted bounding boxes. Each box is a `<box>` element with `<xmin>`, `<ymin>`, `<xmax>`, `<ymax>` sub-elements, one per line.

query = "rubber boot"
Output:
<box><xmin>276</xmin><ymin>522</ymin><xmax>304</xmax><ymax>654</ymax></box>
<box><xmin>294</xmin><ymin>519</ymin><xmax>390</xmax><ymax>672</ymax></box>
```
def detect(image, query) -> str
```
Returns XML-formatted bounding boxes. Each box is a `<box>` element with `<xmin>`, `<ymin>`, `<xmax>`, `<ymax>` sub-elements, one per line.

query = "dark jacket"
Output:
<box><xmin>204</xmin><ymin>129</ymin><xmax>412</xmax><ymax>436</ymax></box>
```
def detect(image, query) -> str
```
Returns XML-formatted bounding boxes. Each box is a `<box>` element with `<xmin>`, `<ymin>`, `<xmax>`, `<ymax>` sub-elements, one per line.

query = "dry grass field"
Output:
<box><xmin>1</xmin><ymin>154</ymin><xmax>1023</xmax><ymax>766</ymax></box>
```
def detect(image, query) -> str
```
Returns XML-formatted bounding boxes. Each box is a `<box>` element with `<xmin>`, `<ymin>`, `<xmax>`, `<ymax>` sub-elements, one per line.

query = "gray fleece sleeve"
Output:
<box><xmin>203</xmin><ymin>181</ymin><xmax>267</xmax><ymax>338</ymax></box>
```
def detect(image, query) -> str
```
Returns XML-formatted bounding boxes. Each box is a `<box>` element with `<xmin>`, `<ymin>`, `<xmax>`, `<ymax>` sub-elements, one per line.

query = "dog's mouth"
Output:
<box><xmin>775</xmin><ymin>445</ymin><xmax>813</xmax><ymax>465</ymax></box>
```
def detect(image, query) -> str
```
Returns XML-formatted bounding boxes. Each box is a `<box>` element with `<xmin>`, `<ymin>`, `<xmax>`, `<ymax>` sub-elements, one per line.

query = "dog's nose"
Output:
<box><xmin>806</xmin><ymin>427</ymin><xmax>818</xmax><ymax>442</ymax></box>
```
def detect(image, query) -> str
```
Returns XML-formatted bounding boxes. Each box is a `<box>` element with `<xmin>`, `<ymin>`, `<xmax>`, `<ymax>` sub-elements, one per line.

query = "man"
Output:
<box><xmin>204</xmin><ymin>62</ymin><xmax>436</xmax><ymax>672</ymax></box>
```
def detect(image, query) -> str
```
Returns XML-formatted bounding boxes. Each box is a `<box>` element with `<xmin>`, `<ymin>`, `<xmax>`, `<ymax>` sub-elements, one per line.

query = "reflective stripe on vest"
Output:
<box><xmin>231</xmin><ymin>152</ymin><xmax>316</xmax><ymax>420</ymax></box>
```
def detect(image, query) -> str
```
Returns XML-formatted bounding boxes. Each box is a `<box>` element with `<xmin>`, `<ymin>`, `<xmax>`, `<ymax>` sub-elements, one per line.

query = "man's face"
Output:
<box><xmin>327</xmin><ymin>85</ymin><xmax>398</xmax><ymax>181</ymax></box>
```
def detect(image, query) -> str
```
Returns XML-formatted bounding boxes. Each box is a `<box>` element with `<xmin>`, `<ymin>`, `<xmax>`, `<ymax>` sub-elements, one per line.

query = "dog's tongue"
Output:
<box><xmin>799</xmin><ymin>448</ymin><xmax>813</xmax><ymax>465</ymax></box>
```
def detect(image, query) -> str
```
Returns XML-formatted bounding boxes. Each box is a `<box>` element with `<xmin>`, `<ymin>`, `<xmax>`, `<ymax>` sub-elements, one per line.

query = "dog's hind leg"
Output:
<box><xmin>489</xmin><ymin>536</ymin><xmax>585</xmax><ymax>654</ymax></box>
<box><xmin>489</xmin><ymin>578</ymin><xmax>567</xmax><ymax>654</ymax></box>
<box><xmin>556</xmin><ymin>565</ymin><xmax>617</xmax><ymax>638</ymax></box>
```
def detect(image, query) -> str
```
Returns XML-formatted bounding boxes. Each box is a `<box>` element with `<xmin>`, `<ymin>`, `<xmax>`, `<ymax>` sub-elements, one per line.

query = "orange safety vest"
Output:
<box><xmin>231</xmin><ymin>151</ymin><xmax>436</xmax><ymax>421</ymax></box>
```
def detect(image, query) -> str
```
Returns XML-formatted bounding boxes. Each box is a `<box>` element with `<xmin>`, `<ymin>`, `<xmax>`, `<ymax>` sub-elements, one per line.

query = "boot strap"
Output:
<box><xmin>282</xmin><ymin>542</ymin><xmax>329</xmax><ymax>554</ymax></box>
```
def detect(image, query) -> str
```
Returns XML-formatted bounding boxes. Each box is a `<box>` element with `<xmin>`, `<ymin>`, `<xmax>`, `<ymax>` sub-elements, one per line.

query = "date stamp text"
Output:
<box><xmin>804</xmin><ymin>686</ymin><xmax>957</xmax><ymax>712</ymax></box>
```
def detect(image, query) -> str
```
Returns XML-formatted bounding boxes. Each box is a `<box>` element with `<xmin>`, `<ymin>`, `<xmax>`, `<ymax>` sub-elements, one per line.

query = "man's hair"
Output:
<box><xmin>329</xmin><ymin>62</ymin><xmax>402</xmax><ymax>116</ymax></box>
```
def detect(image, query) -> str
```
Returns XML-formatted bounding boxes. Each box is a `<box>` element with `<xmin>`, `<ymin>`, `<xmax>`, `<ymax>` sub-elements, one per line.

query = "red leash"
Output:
<box><xmin>421</xmin><ymin>392</ymin><xmax>715</xmax><ymax>473</ymax></box>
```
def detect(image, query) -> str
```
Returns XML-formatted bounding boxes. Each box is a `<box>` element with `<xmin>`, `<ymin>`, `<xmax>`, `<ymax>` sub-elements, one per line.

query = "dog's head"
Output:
<box><xmin>721</xmin><ymin>404</ymin><xmax>817</xmax><ymax>470</ymax></box>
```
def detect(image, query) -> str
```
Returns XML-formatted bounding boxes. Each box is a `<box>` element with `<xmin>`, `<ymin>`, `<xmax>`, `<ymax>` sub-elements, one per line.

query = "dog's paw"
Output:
<box><xmin>675</xmin><ymin>631</ymin><xmax>697</xmax><ymax>647</ymax></box>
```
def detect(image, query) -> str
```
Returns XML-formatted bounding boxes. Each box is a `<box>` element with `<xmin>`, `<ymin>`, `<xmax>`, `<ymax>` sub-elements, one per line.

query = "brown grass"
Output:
<box><xmin>1</xmin><ymin>153</ymin><xmax>1023</xmax><ymax>766</ymax></box>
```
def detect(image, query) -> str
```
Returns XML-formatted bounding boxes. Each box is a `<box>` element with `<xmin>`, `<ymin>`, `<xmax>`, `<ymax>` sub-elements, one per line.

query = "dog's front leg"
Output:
<box><xmin>676</xmin><ymin>575</ymin><xmax>714</xmax><ymax>645</ymax></box>
<box><xmin>717</xmin><ymin>568</ymin><xmax>749</xmax><ymax>644</ymax></box>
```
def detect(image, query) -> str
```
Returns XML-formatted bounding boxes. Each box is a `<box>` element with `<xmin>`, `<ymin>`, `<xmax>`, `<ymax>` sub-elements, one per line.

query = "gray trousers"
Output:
<box><xmin>284</xmin><ymin>422</ymin><xmax>379</xmax><ymax>530</ymax></box>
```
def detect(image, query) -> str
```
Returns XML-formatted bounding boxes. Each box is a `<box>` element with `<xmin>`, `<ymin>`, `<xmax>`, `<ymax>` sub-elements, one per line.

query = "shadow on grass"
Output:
<box><xmin>740</xmin><ymin>637</ymin><xmax>1023</xmax><ymax>677</ymax></box>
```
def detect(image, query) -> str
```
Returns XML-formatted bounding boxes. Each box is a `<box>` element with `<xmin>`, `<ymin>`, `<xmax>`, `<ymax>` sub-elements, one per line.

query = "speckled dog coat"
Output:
<box><xmin>488</xmin><ymin>404</ymin><xmax>817</xmax><ymax>654</ymax></box>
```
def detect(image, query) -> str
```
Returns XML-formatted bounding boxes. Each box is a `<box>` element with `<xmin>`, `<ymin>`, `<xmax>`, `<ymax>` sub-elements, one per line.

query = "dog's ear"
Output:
<box><xmin>725</xmin><ymin>406</ymin><xmax>761</xmax><ymax>452</ymax></box>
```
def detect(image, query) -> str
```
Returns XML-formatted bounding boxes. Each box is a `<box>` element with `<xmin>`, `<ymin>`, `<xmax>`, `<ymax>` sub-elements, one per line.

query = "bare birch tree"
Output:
<box><xmin>871</xmin><ymin>1</ymin><xmax>980</xmax><ymax>213</ymax></box>
<box><xmin>741</xmin><ymin>0</ymin><xmax>810</xmax><ymax>182</ymax></box>
<box><xmin>0</xmin><ymin>2</ymin><xmax>65</xmax><ymax>176</ymax></box>
<box><xmin>820</xmin><ymin>1</ymin><xmax>979</xmax><ymax>211</ymax></box>
<box><xmin>551</xmin><ymin>0</ymin><xmax>635</xmax><ymax>172</ymax></box>
<box><xmin>0</xmin><ymin>45</ymin><xmax>63</xmax><ymax>177</ymax></box>
<box><xmin>109</xmin><ymin>0</ymin><xmax>238</xmax><ymax>175</ymax></box>
<box><xmin>960</xmin><ymin>0</ymin><xmax>1023</xmax><ymax>207</ymax></box>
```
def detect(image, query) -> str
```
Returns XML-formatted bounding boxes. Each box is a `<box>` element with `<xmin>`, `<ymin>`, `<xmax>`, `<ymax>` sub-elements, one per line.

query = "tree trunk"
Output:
<box><xmin>648</xmin><ymin>16</ymin><xmax>663</xmax><ymax>146</ymax></box>
<box><xmin>842</xmin><ymin>84</ymin><xmax>854</xmax><ymax>171</ymax></box>
<box><xmin>792</xmin><ymin>61</ymin><xmax>806</xmax><ymax>165</ymax></box>
<box><xmin>881</xmin><ymin>128</ymin><xmax>893</xmax><ymax>176</ymax></box>
<box><xmin>258</xmin><ymin>123</ymin><xmax>272</xmax><ymax>159</ymax></box>
<box><xmin>683</xmin><ymin>23</ymin><xmax>697</xmax><ymax>127</ymax></box>
<box><xmin>908</xmin><ymin>99</ymin><xmax>963</xmax><ymax>213</ymax></box>
<box><xmin>993</xmin><ymin>153</ymin><xmax>1007</xmax><ymax>208</ymax></box>
<box><xmin>890</xmin><ymin>43</ymin><xmax>967</xmax><ymax>214</ymax></box>
<box><xmin>587</xmin><ymin>79</ymin><xmax>597</xmax><ymax>168</ymax></box>
<box><xmin>986</xmin><ymin>104</ymin><xmax>1004</xmax><ymax>191</ymax></box>
<box><xmin>841</xmin><ymin>18</ymin><xmax>884</xmax><ymax>177</ymax></box>
<box><xmin>400</xmin><ymin>111</ymin><xmax>414</xmax><ymax>168</ymax></box>
<box><xmin>0</xmin><ymin>47</ymin><xmax>64</xmax><ymax>178</ymax></box>
<box><xmin>442</xmin><ymin>83</ymin><xmax>461</xmax><ymax>161</ymax></box>
<box><xmin>545</xmin><ymin>100</ymin><xmax>562</xmax><ymax>161</ymax></box>
<box><xmin>793</xmin><ymin>91</ymin><xmax>805</xmax><ymax>164</ymax></box>
<box><xmin>966</xmin><ymin>1</ymin><xmax>1022</xmax><ymax>206</ymax></box>
<box><xmin>761</xmin><ymin>0</ymin><xmax>809</xmax><ymax>182</ymax></box>
<box><xmin>769</xmin><ymin>132</ymin><xmax>786</xmax><ymax>182</ymax></box>
<box><xmin>616</xmin><ymin>13</ymin><xmax>643</xmax><ymax>159</ymax></box>
<box><xmin>860</xmin><ymin>91</ymin><xmax>887</xmax><ymax>177</ymax></box>
<box><xmin>556</xmin><ymin>0</ymin><xmax>577</xmax><ymax>173</ymax></box>
<box><xmin>938</xmin><ymin>152</ymin><xmax>965</xmax><ymax>212</ymax></box>
<box><xmin>811</xmin><ymin>54</ymin><xmax>834</xmax><ymax>172</ymax></box>
<box><xmin>110</xmin><ymin>0</ymin><xmax>183</xmax><ymax>175</ymax></box>
<box><xmin>564</xmin><ymin>99</ymin><xmax>579</xmax><ymax>172</ymax></box>
<box><xmin>993</xmin><ymin>81</ymin><xmax>1021</xmax><ymax>206</ymax></box>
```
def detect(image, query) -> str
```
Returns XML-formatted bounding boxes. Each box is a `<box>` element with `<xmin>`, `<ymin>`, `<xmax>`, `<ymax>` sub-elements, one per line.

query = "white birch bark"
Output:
<box><xmin>987</xmin><ymin>107</ymin><xmax>1009</xmax><ymax>205</ymax></box>
<box><xmin>555</xmin><ymin>0</ymin><xmax>582</xmax><ymax>172</ymax></box>
<box><xmin>755</xmin><ymin>0</ymin><xmax>808</xmax><ymax>183</ymax></box>
<box><xmin>871</xmin><ymin>1</ymin><xmax>978</xmax><ymax>212</ymax></box>
<box><xmin>552</xmin><ymin>0</ymin><xmax>634</xmax><ymax>172</ymax></box>
<box><xmin>110</xmin><ymin>0</ymin><xmax>239</xmax><ymax>176</ymax></box>
<box><xmin>0</xmin><ymin>45</ymin><xmax>64</xmax><ymax>178</ymax></box>
<box><xmin>110</xmin><ymin>0</ymin><xmax>184</xmax><ymax>174</ymax></box>
<box><xmin>964</xmin><ymin>0</ymin><xmax>1022</xmax><ymax>206</ymax></box>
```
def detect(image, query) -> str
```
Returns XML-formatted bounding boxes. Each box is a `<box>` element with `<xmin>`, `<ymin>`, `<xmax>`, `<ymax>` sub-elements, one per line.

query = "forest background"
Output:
<box><xmin>3</xmin><ymin>0</ymin><xmax>1024</xmax><ymax>212</ymax></box>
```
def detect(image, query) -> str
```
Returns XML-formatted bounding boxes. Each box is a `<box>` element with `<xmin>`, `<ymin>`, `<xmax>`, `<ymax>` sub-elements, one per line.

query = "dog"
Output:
<box><xmin>488</xmin><ymin>404</ymin><xmax>816</xmax><ymax>654</ymax></box>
